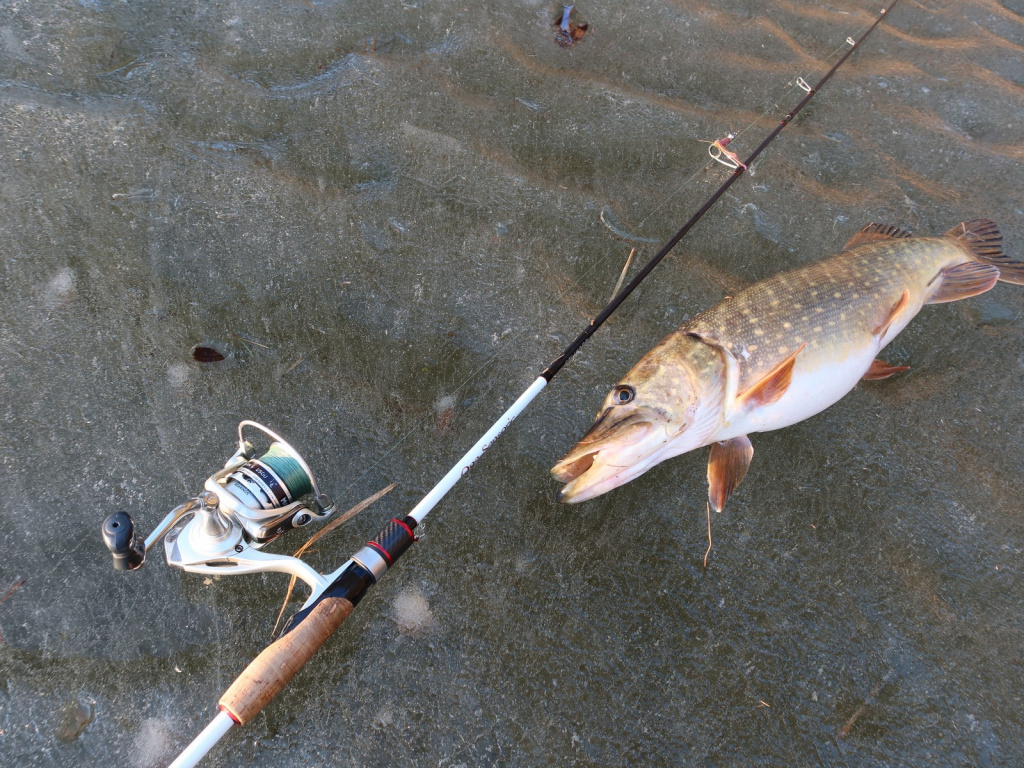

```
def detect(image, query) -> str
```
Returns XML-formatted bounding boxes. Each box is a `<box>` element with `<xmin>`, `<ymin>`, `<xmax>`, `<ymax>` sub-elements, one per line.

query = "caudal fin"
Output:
<box><xmin>945</xmin><ymin>219</ymin><xmax>1024</xmax><ymax>285</ymax></box>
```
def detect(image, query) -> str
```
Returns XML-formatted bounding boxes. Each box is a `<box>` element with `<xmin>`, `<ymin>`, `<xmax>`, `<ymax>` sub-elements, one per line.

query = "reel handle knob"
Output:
<box><xmin>102</xmin><ymin>511</ymin><xmax>146</xmax><ymax>571</ymax></box>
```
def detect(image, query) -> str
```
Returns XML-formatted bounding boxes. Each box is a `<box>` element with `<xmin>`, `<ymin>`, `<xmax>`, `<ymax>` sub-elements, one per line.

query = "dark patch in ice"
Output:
<box><xmin>190</xmin><ymin>344</ymin><xmax>226</xmax><ymax>363</ymax></box>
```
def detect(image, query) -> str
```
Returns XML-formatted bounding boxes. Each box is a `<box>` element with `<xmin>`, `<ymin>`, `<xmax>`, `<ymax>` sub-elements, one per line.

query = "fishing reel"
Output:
<box><xmin>101</xmin><ymin>421</ymin><xmax>340</xmax><ymax>597</ymax></box>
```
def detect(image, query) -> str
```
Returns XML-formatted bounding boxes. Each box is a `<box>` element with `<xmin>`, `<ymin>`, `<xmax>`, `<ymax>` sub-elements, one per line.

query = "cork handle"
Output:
<box><xmin>218</xmin><ymin>595</ymin><xmax>354</xmax><ymax>725</ymax></box>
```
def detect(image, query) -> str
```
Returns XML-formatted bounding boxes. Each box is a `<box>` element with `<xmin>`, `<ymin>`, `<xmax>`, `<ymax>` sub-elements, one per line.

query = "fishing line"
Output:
<box><xmin>332</xmin><ymin>0</ymin><xmax>899</xmax><ymax>506</ymax></box>
<box><xmin>333</xmin><ymin>337</ymin><xmax>524</xmax><ymax>500</ymax></box>
<box><xmin>625</xmin><ymin>23</ymin><xmax>875</xmax><ymax>240</ymax></box>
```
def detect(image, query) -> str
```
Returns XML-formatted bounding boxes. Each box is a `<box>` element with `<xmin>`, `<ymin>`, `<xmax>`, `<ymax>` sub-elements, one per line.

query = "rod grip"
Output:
<box><xmin>218</xmin><ymin>564</ymin><xmax>373</xmax><ymax>725</ymax></box>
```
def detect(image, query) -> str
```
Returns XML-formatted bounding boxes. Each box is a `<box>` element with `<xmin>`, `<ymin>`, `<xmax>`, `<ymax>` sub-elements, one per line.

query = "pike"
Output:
<box><xmin>552</xmin><ymin>220</ymin><xmax>1024</xmax><ymax>510</ymax></box>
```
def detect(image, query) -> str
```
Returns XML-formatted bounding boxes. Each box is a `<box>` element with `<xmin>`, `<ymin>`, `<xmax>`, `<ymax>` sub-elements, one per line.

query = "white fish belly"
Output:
<box><xmin>713</xmin><ymin>344</ymin><xmax>880</xmax><ymax>441</ymax></box>
<box><xmin>710</xmin><ymin>290</ymin><xmax>923</xmax><ymax>443</ymax></box>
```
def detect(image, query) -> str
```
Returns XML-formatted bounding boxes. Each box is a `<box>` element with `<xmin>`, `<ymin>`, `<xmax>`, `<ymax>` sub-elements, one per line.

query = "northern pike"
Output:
<box><xmin>551</xmin><ymin>220</ymin><xmax>1024</xmax><ymax>509</ymax></box>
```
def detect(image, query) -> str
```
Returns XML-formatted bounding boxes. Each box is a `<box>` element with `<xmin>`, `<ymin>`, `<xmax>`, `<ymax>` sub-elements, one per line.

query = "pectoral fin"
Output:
<box><xmin>873</xmin><ymin>289</ymin><xmax>910</xmax><ymax>338</ymax></box>
<box><xmin>925</xmin><ymin>262</ymin><xmax>1000</xmax><ymax>304</ymax></box>
<box><xmin>707</xmin><ymin>436</ymin><xmax>754</xmax><ymax>513</ymax></box>
<box><xmin>735</xmin><ymin>343</ymin><xmax>806</xmax><ymax>409</ymax></box>
<box><xmin>862</xmin><ymin>358</ymin><xmax>910</xmax><ymax>380</ymax></box>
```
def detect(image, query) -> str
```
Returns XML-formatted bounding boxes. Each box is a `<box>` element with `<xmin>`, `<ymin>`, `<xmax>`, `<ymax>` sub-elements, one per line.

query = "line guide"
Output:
<box><xmin>169</xmin><ymin>2</ymin><xmax>902</xmax><ymax>764</ymax></box>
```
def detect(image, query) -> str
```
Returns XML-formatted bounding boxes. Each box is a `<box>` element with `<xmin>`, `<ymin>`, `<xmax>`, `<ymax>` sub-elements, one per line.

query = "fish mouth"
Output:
<box><xmin>550</xmin><ymin>413</ymin><xmax>665</xmax><ymax>503</ymax></box>
<box><xmin>549</xmin><ymin>449</ymin><xmax>597</xmax><ymax>484</ymax></box>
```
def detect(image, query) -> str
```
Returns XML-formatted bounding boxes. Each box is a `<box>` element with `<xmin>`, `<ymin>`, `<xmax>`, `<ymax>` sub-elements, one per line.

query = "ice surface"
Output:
<box><xmin>0</xmin><ymin>0</ymin><xmax>1022</xmax><ymax>766</ymax></box>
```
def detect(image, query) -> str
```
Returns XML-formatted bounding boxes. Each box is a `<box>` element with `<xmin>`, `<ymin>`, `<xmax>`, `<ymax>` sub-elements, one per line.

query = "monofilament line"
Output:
<box><xmin>398</xmin><ymin>0</ymin><xmax>904</xmax><ymax>528</ymax></box>
<box><xmin>542</xmin><ymin>0</ymin><xmax>902</xmax><ymax>382</ymax></box>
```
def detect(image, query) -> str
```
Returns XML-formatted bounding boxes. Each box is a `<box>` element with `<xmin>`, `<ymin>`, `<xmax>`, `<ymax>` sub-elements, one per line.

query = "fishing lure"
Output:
<box><xmin>706</xmin><ymin>133</ymin><xmax>747</xmax><ymax>170</ymax></box>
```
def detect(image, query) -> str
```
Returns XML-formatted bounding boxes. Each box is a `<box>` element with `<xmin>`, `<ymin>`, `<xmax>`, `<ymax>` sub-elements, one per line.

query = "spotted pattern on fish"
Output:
<box><xmin>683</xmin><ymin>237</ymin><xmax>967</xmax><ymax>391</ymax></box>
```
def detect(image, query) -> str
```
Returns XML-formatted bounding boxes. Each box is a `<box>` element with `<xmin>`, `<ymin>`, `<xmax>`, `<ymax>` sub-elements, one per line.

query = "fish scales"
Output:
<box><xmin>684</xmin><ymin>237</ymin><xmax>964</xmax><ymax>390</ymax></box>
<box><xmin>551</xmin><ymin>220</ymin><xmax>1024</xmax><ymax>508</ymax></box>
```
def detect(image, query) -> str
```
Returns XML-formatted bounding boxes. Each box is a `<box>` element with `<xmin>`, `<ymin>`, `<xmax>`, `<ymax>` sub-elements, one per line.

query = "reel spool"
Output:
<box><xmin>101</xmin><ymin>422</ymin><xmax>338</xmax><ymax>594</ymax></box>
<box><xmin>224</xmin><ymin>443</ymin><xmax>313</xmax><ymax>513</ymax></box>
<box><xmin>211</xmin><ymin>422</ymin><xmax>329</xmax><ymax>544</ymax></box>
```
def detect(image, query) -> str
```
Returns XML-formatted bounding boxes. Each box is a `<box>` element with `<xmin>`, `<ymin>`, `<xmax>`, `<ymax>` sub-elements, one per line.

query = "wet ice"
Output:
<box><xmin>0</xmin><ymin>1</ymin><xmax>1022</xmax><ymax>766</ymax></box>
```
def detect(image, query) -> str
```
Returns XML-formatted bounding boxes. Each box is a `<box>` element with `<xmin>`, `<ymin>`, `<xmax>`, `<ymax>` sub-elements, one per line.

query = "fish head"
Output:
<box><xmin>551</xmin><ymin>336</ymin><xmax>724</xmax><ymax>503</ymax></box>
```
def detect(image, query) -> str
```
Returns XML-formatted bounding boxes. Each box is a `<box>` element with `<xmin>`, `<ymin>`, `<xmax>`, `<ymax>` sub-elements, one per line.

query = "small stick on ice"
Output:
<box><xmin>609</xmin><ymin>248</ymin><xmax>636</xmax><ymax>303</ymax></box>
<box><xmin>703</xmin><ymin>502</ymin><xmax>713</xmax><ymax>567</ymax></box>
<box><xmin>0</xmin><ymin>579</ymin><xmax>26</xmax><ymax>645</ymax></box>
<box><xmin>0</xmin><ymin>579</ymin><xmax>25</xmax><ymax>606</ymax></box>
<box><xmin>838</xmin><ymin>669</ymin><xmax>895</xmax><ymax>737</ymax></box>
<box><xmin>232</xmin><ymin>333</ymin><xmax>270</xmax><ymax>349</ymax></box>
<box><xmin>271</xmin><ymin>484</ymin><xmax>397</xmax><ymax>636</ymax></box>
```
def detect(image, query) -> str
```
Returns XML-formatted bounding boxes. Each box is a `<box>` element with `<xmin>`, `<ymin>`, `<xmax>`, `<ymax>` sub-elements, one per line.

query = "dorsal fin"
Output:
<box><xmin>945</xmin><ymin>219</ymin><xmax>1002</xmax><ymax>259</ymax></box>
<box><xmin>844</xmin><ymin>223</ymin><xmax>914</xmax><ymax>250</ymax></box>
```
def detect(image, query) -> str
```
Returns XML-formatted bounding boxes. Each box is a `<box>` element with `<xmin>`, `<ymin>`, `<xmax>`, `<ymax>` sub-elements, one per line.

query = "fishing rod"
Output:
<box><xmin>101</xmin><ymin>2</ymin><xmax>901</xmax><ymax>765</ymax></box>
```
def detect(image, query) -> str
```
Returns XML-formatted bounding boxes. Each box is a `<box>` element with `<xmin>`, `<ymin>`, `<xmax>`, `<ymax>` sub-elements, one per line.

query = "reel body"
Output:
<box><xmin>102</xmin><ymin>422</ymin><xmax>341</xmax><ymax>602</ymax></box>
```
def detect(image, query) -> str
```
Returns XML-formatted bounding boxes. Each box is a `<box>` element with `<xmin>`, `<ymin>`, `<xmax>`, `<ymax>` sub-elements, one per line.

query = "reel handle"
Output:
<box><xmin>101</xmin><ymin>511</ymin><xmax>146</xmax><ymax>571</ymax></box>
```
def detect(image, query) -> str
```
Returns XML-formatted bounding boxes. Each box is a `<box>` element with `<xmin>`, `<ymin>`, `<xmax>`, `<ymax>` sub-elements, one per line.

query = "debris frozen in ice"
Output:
<box><xmin>391</xmin><ymin>587</ymin><xmax>434</xmax><ymax>636</ymax></box>
<box><xmin>132</xmin><ymin>718</ymin><xmax>173</xmax><ymax>768</ymax></box>
<box><xmin>43</xmin><ymin>268</ymin><xmax>76</xmax><ymax>307</ymax></box>
<box><xmin>54</xmin><ymin>698</ymin><xmax>94</xmax><ymax>743</ymax></box>
<box><xmin>190</xmin><ymin>344</ymin><xmax>226</xmax><ymax>363</ymax></box>
<box><xmin>167</xmin><ymin>363</ymin><xmax>190</xmax><ymax>389</ymax></box>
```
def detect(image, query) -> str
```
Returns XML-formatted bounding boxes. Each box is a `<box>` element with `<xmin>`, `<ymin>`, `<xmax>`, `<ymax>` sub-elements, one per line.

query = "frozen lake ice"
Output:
<box><xmin>1</xmin><ymin>1</ymin><xmax>1022</xmax><ymax>765</ymax></box>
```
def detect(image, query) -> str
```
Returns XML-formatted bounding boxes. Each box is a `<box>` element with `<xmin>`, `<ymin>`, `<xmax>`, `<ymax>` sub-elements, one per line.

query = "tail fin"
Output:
<box><xmin>945</xmin><ymin>219</ymin><xmax>1024</xmax><ymax>285</ymax></box>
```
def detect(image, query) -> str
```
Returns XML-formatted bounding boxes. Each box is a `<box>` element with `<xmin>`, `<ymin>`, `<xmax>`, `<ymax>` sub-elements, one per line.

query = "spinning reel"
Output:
<box><xmin>102</xmin><ymin>421</ymin><xmax>342</xmax><ymax>600</ymax></box>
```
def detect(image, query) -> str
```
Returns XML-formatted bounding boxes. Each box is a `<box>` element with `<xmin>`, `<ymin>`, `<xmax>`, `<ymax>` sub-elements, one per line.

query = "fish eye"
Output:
<box><xmin>613</xmin><ymin>386</ymin><xmax>635</xmax><ymax>405</ymax></box>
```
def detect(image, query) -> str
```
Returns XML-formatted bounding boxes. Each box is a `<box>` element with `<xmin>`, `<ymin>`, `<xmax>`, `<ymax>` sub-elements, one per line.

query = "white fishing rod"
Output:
<box><xmin>100</xmin><ymin>2</ymin><xmax>902</xmax><ymax>765</ymax></box>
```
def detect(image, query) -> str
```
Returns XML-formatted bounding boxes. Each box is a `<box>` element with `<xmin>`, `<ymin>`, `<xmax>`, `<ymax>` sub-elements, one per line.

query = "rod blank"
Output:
<box><xmin>168</xmin><ymin>711</ymin><xmax>235</xmax><ymax>768</ymax></box>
